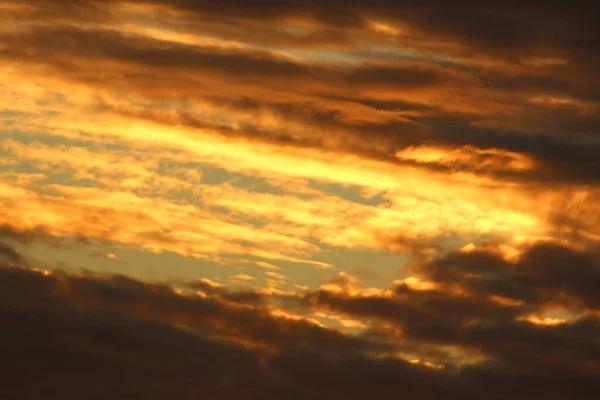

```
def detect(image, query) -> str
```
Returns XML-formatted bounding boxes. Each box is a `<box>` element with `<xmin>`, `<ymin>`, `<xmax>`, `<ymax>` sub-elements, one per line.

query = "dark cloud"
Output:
<box><xmin>0</xmin><ymin>279</ymin><xmax>282</xmax><ymax>399</ymax></box>
<box><xmin>420</xmin><ymin>243</ymin><xmax>600</xmax><ymax>309</ymax></box>
<box><xmin>405</xmin><ymin>117</ymin><xmax>600</xmax><ymax>184</ymax></box>
<box><xmin>0</xmin><ymin>25</ymin><xmax>457</xmax><ymax>95</ymax></box>
<box><xmin>8</xmin><ymin>0</ymin><xmax>600</xmax><ymax>78</ymax></box>
<box><xmin>118</xmin><ymin>0</ymin><xmax>600</xmax><ymax>65</ymax></box>
<box><xmin>0</xmin><ymin>263</ymin><xmax>434</xmax><ymax>398</ymax></box>
<box><xmin>0</xmin><ymin>241</ymin><xmax>22</xmax><ymax>264</ymax></box>
<box><xmin>303</xmin><ymin>243</ymin><xmax>600</xmax><ymax>379</ymax></box>
<box><xmin>306</xmin><ymin>283</ymin><xmax>528</xmax><ymax>346</ymax></box>
<box><xmin>0</xmin><ymin>223</ymin><xmax>52</xmax><ymax>244</ymax></box>
<box><xmin>186</xmin><ymin>279</ymin><xmax>301</xmax><ymax>308</ymax></box>
<box><xmin>2</xmin><ymin>259</ymin><xmax>600</xmax><ymax>399</ymax></box>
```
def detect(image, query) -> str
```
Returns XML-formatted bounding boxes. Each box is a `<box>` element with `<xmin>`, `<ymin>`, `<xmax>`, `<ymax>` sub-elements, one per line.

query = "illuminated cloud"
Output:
<box><xmin>0</xmin><ymin>1</ymin><xmax>598</xmax><ymax>398</ymax></box>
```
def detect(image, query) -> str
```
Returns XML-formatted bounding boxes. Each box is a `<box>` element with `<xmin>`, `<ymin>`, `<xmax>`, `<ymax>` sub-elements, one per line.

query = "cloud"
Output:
<box><xmin>0</xmin><ymin>261</ymin><xmax>439</xmax><ymax>399</ymax></box>
<box><xmin>0</xmin><ymin>241</ymin><xmax>22</xmax><ymax>264</ymax></box>
<box><xmin>0</xmin><ymin>264</ymin><xmax>383</xmax><ymax>355</ymax></box>
<box><xmin>2</xmin><ymin>251</ymin><xmax>600</xmax><ymax>399</ymax></box>
<box><xmin>0</xmin><ymin>19</ymin><xmax>596</xmax><ymax>166</ymax></box>
<box><xmin>303</xmin><ymin>242</ymin><xmax>600</xmax><ymax>376</ymax></box>
<box><xmin>0</xmin><ymin>0</ymin><xmax>597</xmax><ymax>271</ymax></box>
<box><xmin>0</xmin><ymin>6</ymin><xmax>598</xmax><ymax>194</ymax></box>
<box><xmin>428</xmin><ymin>243</ymin><xmax>600</xmax><ymax>310</ymax></box>
<box><xmin>0</xmin><ymin>3</ymin><xmax>599</xmax><ymax>397</ymax></box>
<box><xmin>2</xmin><ymin>133</ymin><xmax>563</xmax><ymax>264</ymax></box>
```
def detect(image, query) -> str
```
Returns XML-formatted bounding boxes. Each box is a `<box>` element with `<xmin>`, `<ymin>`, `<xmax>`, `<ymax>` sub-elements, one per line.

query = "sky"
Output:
<box><xmin>0</xmin><ymin>1</ymin><xmax>599</xmax><ymax>398</ymax></box>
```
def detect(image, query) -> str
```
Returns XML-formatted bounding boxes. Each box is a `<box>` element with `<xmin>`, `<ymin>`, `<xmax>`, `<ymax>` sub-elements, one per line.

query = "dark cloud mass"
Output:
<box><xmin>0</xmin><ymin>259</ymin><xmax>454</xmax><ymax>399</ymax></box>
<box><xmin>418</xmin><ymin>244</ymin><xmax>600</xmax><ymax>310</ymax></box>
<box><xmin>1</xmin><ymin>241</ymin><xmax>600</xmax><ymax>398</ymax></box>
<box><xmin>306</xmin><ymin>244</ymin><xmax>600</xmax><ymax>374</ymax></box>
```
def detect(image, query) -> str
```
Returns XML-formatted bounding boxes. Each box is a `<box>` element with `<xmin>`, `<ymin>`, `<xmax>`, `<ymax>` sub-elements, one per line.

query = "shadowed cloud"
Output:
<box><xmin>2</xmin><ymin>253</ymin><xmax>600</xmax><ymax>399</ymax></box>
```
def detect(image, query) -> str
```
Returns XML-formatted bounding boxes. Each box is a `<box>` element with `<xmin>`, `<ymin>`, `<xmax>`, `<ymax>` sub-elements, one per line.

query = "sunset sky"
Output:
<box><xmin>1</xmin><ymin>1</ymin><xmax>599</xmax><ymax>398</ymax></box>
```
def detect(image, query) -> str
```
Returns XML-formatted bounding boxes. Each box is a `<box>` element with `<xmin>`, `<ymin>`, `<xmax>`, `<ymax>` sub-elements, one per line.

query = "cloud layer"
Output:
<box><xmin>2</xmin><ymin>240</ymin><xmax>600</xmax><ymax>398</ymax></box>
<box><xmin>1</xmin><ymin>1</ymin><xmax>599</xmax><ymax>398</ymax></box>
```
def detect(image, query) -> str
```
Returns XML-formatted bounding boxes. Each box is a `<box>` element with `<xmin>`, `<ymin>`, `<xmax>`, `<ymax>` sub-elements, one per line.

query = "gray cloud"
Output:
<box><xmin>304</xmin><ymin>243</ymin><xmax>600</xmax><ymax>379</ymax></box>
<box><xmin>2</xmin><ymin>257</ymin><xmax>600</xmax><ymax>399</ymax></box>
